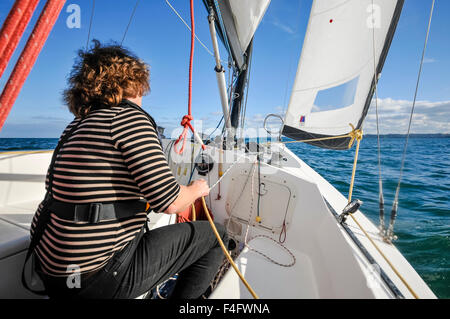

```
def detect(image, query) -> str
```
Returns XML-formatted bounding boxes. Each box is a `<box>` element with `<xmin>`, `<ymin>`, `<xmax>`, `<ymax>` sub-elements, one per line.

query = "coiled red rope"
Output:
<box><xmin>173</xmin><ymin>0</ymin><xmax>205</xmax><ymax>155</ymax></box>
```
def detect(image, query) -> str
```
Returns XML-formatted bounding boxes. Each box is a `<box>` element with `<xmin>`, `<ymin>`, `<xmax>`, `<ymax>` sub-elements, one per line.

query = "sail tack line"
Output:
<box><xmin>0</xmin><ymin>0</ymin><xmax>66</xmax><ymax>132</ymax></box>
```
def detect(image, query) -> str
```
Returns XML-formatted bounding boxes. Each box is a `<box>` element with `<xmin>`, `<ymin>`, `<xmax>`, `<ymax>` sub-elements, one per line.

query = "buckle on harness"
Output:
<box><xmin>88</xmin><ymin>203</ymin><xmax>102</xmax><ymax>223</ymax></box>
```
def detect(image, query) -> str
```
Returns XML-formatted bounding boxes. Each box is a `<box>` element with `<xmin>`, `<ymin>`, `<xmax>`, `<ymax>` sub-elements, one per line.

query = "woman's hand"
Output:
<box><xmin>164</xmin><ymin>179</ymin><xmax>210</xmax><ymax>215</ymax></box>
<box><xmin>190</xmin><ymin>179</ymin><xmax>210</xmax><ymax>198</ymax></box>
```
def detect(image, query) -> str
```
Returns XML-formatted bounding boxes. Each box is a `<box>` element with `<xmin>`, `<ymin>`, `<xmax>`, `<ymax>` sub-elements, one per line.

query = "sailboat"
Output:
<box><xmin>0</xmin><ymin>0</ymin><xmax>437</xmax><ymax>299</ymax></box>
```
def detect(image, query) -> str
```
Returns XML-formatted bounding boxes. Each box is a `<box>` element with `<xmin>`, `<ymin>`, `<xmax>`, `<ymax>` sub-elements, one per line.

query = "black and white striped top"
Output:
<box><xmin>31</xmin><ymin>101</ymin><xmax>180</xmax><ymax>276</ymax></box>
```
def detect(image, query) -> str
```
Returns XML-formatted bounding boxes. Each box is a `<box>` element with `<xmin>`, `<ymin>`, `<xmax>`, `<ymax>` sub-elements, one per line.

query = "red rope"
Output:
<box><xmin>173</xmin><ymin>0</ymin><xmax>205</xmax><ymax>155</ymax></box>
<box><xmin>0</xmin><ymin>0</ymin><xmax>39</xmax><ymax>79</ymax></box>
<box><xmin>0</xmin><ymin>0</ymin><xmax>66</xmax><ymax>131</ymax></box>
<box><xmin>0</xmin><ymin>0</ymin><xmax>31</xmax><ymax>57</ymax></box>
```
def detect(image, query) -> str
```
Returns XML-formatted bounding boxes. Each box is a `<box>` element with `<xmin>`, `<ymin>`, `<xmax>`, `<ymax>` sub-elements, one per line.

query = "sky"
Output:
<box><xmin>0</xmin><ymin>0</ymin><xmax>448</xmax><ymax>138</ymax></box>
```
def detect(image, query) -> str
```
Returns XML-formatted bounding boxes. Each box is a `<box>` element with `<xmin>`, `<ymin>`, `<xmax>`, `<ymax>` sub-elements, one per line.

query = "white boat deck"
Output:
<box><xmin>0</xmin><ymin>149</ymin><xmax>437</xmax><ymax>299</ymax></box>
<box><xmin>210</xmin><ymin>238</ymin><xmax>318</xmax><ymax>299</ymax></box>
<box><xmin>0</xmin><ymin>200</ymin><xmax>39</xmax><ymax>230</ymax></box>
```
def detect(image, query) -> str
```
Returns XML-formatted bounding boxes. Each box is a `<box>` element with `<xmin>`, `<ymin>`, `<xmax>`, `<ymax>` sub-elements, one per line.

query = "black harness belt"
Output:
<box><xmin>48</xmin><ymin>199</ymin><xmax>149</xmax><ymax>224</ymax></box>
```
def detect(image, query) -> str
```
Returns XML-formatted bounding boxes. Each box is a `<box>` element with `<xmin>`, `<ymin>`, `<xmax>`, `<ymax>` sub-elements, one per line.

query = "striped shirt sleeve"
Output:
<box><xmin>110</xmin><ymin>107</ymin><xmax>180</xmax><ymax>212</ymax></box>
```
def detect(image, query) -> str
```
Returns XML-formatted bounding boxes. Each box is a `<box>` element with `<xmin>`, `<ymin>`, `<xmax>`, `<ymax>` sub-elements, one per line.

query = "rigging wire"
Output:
<box><xmin>370</xmin><ymin>0</ymin><xmax>386</xmax><ymax>236</ymax></box>
<box><xmin>86</xmin><ymin>0</ymin><xmax>96</xmax><ymax>49</ymax></box>
<box><xmin>221</xmin><ymin>68</ymin><xmax>236</xmax><ymax>138</ymax></box>
<box><xmin>121</xmin><ymin>0</ymin><xmax>140</xmax><ymax>45</ymax></box>
<box><xmin>165</xmin><ymin>0</ymin><xmax>218</xmax><ymax>59</ymax></box>
<box><xmin>386</xmin><ymin>0</ymin><xmax>435</xmax><ymax>242</ymax></box>
<box><xmin>219</xmin><ymin>62</ymin><xmax>232</xmax><ymax>137</ymax></box>
<box><xmin>281</xmin><ymin>57</ymin><xmax>295</xmax><ymax>116</ymax></box>
<box><xmin>280</xmin><ymin>0</ymin><xmax>302</xmax><ymax>117</ymax></box>
<box><xmin>206</xmin><ymin>115</ymin><xmax>224</xmax><ymax>140</ymax></box>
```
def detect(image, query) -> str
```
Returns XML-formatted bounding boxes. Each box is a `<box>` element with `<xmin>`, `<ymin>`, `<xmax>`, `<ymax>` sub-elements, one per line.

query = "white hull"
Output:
<box><xmin>0</xmin><ymin>142</ymin><xmax>436</xmax><ymax>299</ymax></box>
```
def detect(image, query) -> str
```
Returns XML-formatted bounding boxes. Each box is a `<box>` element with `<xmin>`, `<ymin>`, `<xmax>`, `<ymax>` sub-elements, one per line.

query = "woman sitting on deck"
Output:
<box><xmin>26</xmin><ymin>40</ymin><xmax>228</xmax><ymax>299</ymax></box>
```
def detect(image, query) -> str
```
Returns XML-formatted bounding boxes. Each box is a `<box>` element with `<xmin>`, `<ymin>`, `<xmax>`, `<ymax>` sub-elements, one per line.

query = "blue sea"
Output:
<box><xmin>0</xmin><ymin>136</ymin><xmax>449</xmax><ymax>298</ymax></box>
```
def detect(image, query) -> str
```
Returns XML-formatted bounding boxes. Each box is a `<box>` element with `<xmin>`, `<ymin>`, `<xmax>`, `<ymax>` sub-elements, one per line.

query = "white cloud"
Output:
<box><xmin>423</xmin><ymin>57</ymin><xmax>437</xmax><ymax>63</ymax></box>
<box><xmin>154</xmin><ymin>97</ymin><xmax>449</xmax><ymax>137</ymax></box>
<box><xmin>267</xmin><ymin>17</ymin><xmax>297</xmax><ymax>36</ymax></box>
<box><xmin>363</xmin><ymin>98</ymin><xmax>450</xmax><ymax>134</ymax></box>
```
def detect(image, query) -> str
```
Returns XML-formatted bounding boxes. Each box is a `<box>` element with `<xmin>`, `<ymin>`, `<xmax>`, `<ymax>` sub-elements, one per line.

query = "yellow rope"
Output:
<box><xmin>348</xmin><ymin>125</ymin><xmax>362</xmax><ymax>202</ymax></box>
<box><xmin>191</xmin><ymin>203</ymin><xmax>196</xmax><ymax>221</ymax></box>
<box><xmin>201</xmin><ymin>197</ymin><xmax>259</xmax><ymax>299</ymax></box>
<box><xmin>348</xmin><ymin>213</ymin><xmax>419</xmax><ymax>299</ymax></box>
<box><xmin>345</xmin><ymin>129</ymin><xmax>419</xmax><ymax>299</ymax></box>
<box><xmin>199</xmin><ymin>122</ymin><xmax>418</xmax><ymax>298</ymax></box>
<box><xmin>271</xmin><ymin>124</ymin><xmax>419</xmax><ymax>298</ymax></box>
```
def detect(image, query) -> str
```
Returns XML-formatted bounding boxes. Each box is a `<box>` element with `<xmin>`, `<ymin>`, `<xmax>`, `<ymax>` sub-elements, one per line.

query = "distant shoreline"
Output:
<box><xmin>1</xmin><ymin>134</ymin><xmax>449</xmax><ymax>139</ymax></box>
<box><xmin>363</xmin><ymin>134</ymin><xmax>450</xmax><ymax>138</ymax></box>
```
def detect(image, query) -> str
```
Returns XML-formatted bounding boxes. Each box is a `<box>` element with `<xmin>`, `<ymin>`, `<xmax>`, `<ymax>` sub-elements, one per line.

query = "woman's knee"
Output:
<box><xmin>192</xmin><ymin>221</ymin><xmax>229</xmax><ymax>249</ymax></box>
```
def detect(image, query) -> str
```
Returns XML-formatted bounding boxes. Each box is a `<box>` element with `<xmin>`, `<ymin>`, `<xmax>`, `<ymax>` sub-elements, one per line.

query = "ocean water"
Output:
<box><xmin>286</xmin><ymin>136</ymin><xmax>449</xmax><ymax>299</ymax></box>
<box><xmin>0</xmin><ymin>137</ymin><xmax>448</xmax><ymax>298</ymax></box>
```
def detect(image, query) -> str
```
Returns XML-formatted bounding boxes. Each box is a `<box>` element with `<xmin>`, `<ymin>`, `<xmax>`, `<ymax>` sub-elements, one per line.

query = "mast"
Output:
<box><xmin>202</xmin><ymin>0</ymin><xmax>271</xmax><ymax>141</ymax></box>
<box><xmin>207</xmin><ymin>9</ymin><xmax>232</xmax><ymax>133</ymax></box>
<box><xmin>229</xmin><ymin>40</ymin><xmax>253</xmax><ymax>134</ymax></box>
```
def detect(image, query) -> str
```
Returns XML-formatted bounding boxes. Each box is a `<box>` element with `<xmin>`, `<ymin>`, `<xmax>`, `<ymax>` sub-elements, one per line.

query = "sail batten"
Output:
<box><xmin>283</xmin><ymin>0</ymin><xmax>404</xmax><ymax>150</ymax></box>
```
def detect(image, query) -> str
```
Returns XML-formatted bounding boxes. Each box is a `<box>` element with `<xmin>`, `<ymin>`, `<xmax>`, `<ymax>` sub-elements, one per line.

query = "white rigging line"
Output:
<box><xmin>165</xmin><ymin>0</ymin><xmax>217</xmax><ymax>58</ymax></box>
<box><xmin>86</xmin><ymin>0</ymin><xmax>96</xmax><ymax>49</ymax></box>
<box><xmin>370</xmin><ymin>0</ymin><xmax>385</xmax><ymax>236</ymax></box>
<box><xmin>386</xmin><ymin>0</ymin><xmax>436</xmax><ymax>241</ymax></box>
<box><xmin>281</xmin><ymin>0</ymin><xmax>302</xmax><ymax>117</ymax></box>
<box><xmin>121</xmin><ymin>0</ymin><xmax>140</xmax><ymax>45</ymax></box>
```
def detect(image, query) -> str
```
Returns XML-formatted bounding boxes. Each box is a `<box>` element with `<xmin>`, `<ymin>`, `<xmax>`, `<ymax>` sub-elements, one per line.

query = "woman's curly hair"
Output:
<box><xmin>64</xmin><ymin>40</ymin><xmax>150</xmax><ymax>117</ymax></box>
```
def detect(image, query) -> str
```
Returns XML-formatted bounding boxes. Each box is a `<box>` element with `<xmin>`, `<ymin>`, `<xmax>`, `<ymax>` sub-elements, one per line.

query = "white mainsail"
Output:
<box><xmin>283</xmin><ymin>0</ymin><xmax>404</xmax><ymax>150</ymax></box>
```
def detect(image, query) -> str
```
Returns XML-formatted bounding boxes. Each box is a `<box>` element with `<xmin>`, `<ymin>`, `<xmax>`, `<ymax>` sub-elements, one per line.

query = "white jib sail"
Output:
<box><xmin>283</xmin><ymin>0</ymin><xmax>403</xmax><ymax>148</ymax></box>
